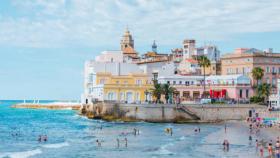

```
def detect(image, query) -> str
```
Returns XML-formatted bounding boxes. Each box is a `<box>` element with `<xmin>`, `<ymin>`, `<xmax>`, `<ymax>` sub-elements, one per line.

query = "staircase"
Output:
<box><xmin>177</xmin><ymin>106</ymin><xmax>200</xmax><ymax>120</ymax></box>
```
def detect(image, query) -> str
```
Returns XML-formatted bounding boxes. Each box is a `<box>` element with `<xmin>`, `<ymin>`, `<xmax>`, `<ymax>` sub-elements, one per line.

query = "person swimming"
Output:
<box><xmin>38</xmin><ymin>135</ymin><xmax>42</xmax><ymax>142</ymax></box>
<box><xmin>43</xmin><ymin>135</ymin><xmax>48</xmax><ymax>142</ymax></box>
<box><xmin>96</xmin><ymin>139</ymin><xmax>101</xmax><ymax>147</ymax></box>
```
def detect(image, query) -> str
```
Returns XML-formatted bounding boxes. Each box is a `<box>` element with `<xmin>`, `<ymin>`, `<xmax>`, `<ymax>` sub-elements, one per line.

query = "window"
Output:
<box><xmin>266</xmin><ymin>67</ymin><xmax>270</xmax><ymax>73</ymax></box>
<box><xmin>173</xmin><ymin>81</ymin><xmax>176</xmax><ymax>85</ymax></box>
<box><xmin>239</xmin><ymin>89</ymin><xmax>242</xmax><ymax>98</ymax></box>
<box><xmin>167</xmin><ymin>81</ymin><xmax>170</xmax><ymax>84</ymax></box>
<box><xmin>185</xmin><ymin>81</ymin><xmax>189</xmax><ymax>86</ymax></box>
<box><xmin>266</xmin><ymin>78</ymin><xmax>270</xmax><ymax>84</ymax></box>
<box><xmin>272</xmin><ymin>67</ymin><xmax>276</xmax><ymax>73</ymax></box>
<box><xmin>136</xmin><ymin>79</ymin><xmax>142</xmax><ymax>85</ymax></box>
<box><xmin>179</xmin><ymin>81</ymin><xmax>182</xmax><ymax>85</ymax></box>
<box><xmin>100</xmin><ymin>79</ymin><xmax>105</xmax><ymax>84</ymax></box>
<box><xmin>246</xmin><ymin>89</ymin><xmax>249</xmax><ymax>98</ymax></box>
<box><xmin>272</xmin><ymin>78</ymin><xmax>276</xmax><ymax>86</ymax></box>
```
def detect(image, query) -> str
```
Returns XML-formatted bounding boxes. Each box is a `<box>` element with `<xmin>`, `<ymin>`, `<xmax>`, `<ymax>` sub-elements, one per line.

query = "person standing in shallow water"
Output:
<box><xmin>224</xmin><ymin>124</ymin><xmax>227</xmax><ymax>133</ymax></box>
<box><xmin>124</xmin><ymin>138</ymin><xmax>128</xmax><ymax>147</ymax></box>
<box><xmin>116</xmin><ymin>138</ymin><xmax>120</xmax><ymax>148</ymax></box>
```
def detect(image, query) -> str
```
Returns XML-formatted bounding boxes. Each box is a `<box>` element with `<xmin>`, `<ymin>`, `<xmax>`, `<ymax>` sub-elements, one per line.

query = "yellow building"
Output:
<box><xmin>96</xmin><ymin>72</ymin><xmax>152</xmax><ymax>103</ymax></box>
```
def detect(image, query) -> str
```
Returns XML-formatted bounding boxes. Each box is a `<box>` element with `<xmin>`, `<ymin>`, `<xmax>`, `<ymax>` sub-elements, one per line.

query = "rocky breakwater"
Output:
<box><xmin>12</xmin><ymin>102</ymin><xmax>81</xmax><ymax>110</ymax></box>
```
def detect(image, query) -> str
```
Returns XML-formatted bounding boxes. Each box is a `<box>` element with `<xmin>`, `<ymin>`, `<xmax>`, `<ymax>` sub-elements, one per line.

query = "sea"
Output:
<box><xmin>0</xmin><ymin>100</ymin><xmax>265</xmax><ymax>158</ymax></box>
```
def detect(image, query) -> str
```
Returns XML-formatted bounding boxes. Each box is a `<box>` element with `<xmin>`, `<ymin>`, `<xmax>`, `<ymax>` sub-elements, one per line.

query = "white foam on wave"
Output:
<box><xmin>179</xmin><ymin>136</ymin><xmax>186</xmax><ymax>140</ymax></box>
<box><xmin>41</xmin><ymin>142</ymin><xmax>69</xmax><ymax>149</ymax></box>
<box><xmin>158</xmin><ymin>143</ymin><xmax>174</xmax><ymax>155</ymax></box>
<box><xmin>0</xmin><ymin>149</ymin><xmax>42</xmax><ymax>158</ymax></box>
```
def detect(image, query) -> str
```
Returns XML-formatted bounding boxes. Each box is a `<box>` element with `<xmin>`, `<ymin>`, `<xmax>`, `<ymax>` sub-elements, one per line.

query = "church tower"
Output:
<box><xmin>120</xmin><ymin>28</ymin><xmax>134</xmax><ymax>51</ymax></box>
<box><xmin>152</xmin><ymin>40</ymin><xmax>157</xmax><ymax>53</ymax></box>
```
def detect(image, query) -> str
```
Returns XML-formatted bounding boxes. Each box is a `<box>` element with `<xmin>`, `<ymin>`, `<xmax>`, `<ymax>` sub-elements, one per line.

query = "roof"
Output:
<box><xmin>122</xmin><ymin>46</ymin><xmax>137</xmax><ymax>54</ymax></box>
<box><xmin>185</xmin><ymin>59</ymin><xmax>198</xmax><ymax>63</ymax></box>
<box><xmin>86</xmin><ymin>61</ymin><xmax>144</xmax><ymax>75</ymax></box>
<box><xmin>206</xmin><ymin>74</ymin><xmax>250</xmax><ymax>84</ymax></box>
<box><xmin>158</xmin><ymin>75</ymin><xmax>204</xmax><ymax>80</ymax></box>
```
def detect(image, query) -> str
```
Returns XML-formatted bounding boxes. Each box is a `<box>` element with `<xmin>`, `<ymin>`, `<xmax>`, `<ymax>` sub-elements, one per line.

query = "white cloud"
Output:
<box><xmin>0</xmin><ymin>0</ymin><xmax>280</xmax><ymax>48</ymax></box>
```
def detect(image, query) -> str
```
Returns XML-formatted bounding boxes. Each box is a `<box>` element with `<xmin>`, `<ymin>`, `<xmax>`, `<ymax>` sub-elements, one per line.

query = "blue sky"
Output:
<box><xmin>0</xmin><ymin>0</ymin><xmax>280</xmax><ymax>100</ymax></box>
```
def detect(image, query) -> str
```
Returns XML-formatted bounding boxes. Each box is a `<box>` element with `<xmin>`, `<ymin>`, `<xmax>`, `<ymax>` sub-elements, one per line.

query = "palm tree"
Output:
<box><xmin>162</xmin><ymin>83</ymin><xmax>176</xmax><ymax>104</ymax></box>
<box><xmin>150</xmin><ymin>83</ymin><xmax>162</xmax><ymax>104</ymax></box>
<box><xmin>257</xmin><ymin>83</ymin><xmax>270</xmax><ymax>104</ymax></box>
<box><xmin>252</xmin><ymin>67</ymin><xmax>264</xmax><ymax>86</ymax></box>
<box><xmin>197</xmin><ymin>56</ymin><xmax>211</xmax><ymax>97</ymax></box>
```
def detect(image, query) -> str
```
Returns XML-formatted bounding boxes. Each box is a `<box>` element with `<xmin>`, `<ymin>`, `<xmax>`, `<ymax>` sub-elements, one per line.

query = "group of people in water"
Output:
<box><xmin>38</xmin><ymin>135</ymin><xmax>48</xmax><ymax>142</ymax></box>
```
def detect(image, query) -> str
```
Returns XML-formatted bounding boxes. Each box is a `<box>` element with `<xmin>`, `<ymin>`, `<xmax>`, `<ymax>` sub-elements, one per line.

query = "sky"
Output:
<box><xmin>0</xmin><ymin>0</ymin><xmax>280</xmax><ymax>100</ymax></box>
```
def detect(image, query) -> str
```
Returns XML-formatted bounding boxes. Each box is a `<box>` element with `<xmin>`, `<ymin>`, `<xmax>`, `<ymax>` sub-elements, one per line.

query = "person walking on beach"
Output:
<box><xmin>268</xmin><ymin>140</ymin><xmax>273</xmax><ymax>157</ymax></box>
<box><xmin>275</xmin><ymin>140</ymin><xmax>280</xmax><ymax>158</ymax></box>
<box><xmin>259</xmin><ymin>144</ymin><xmax>264</xmax><ymax>157</ymax></box>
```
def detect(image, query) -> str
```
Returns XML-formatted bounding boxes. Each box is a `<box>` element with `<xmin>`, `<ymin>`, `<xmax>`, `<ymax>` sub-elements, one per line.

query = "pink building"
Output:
<box><xmin>158</xmin><ymin>74</ymin><xmax>252</xmax><ymax>101</ymax></box>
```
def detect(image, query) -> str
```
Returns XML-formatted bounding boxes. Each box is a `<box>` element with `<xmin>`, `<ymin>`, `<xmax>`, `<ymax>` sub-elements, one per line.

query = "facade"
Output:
<box><xmin>120</xmin><ymin>28</ymin><xmax>139</xmax><ymax>60</ymax></box>
<box><xmin>268</xmin><ymin>79</ymin><xmax>280</xmax><ymax>109</ymax></box>
<box><xmin>206</xmin><ymin>75</ymin><xmax>253</xmax><ymax>100</ymax></box>
<box><xmin>95</xmin><ymin>51</ymin><xmax>123</xmax><ymax>63</ymax></box>
<box><xmin>178</xmin><ymin>59</ymin><xmax>201</xmax><ymax>75</ymax></box>
<box><xmin>83</xmin><ymin>61</ymin><xmax>145</xmax><ymax>103</ymax></box>
<box><xmin>93</xmin><ymin>72</ymin><xmax>152</xmax><ymax>103</ymax></box>
<box><xmin>158</xmin><ymin>74</ymin><xmax>252</xmax><ymax>101</ymax></box>
<box><xmin>221</xmin><ymin>48</ymin><xmax>280</xmax><ymax>94</ymax></box>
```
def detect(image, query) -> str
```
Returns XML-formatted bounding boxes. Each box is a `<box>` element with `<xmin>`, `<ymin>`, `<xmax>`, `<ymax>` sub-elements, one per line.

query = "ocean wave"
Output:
<box><xmin>41</xmin><ymin>142</ymin><xmax>69</xmax><ymax>149</ymax></box>
<box><xmin>0</xmin><ymin>149</ymin><xmax>42</xmax><ymax>158</ymax></box>
<box><xmin>157</xmin><ymin>143</ymin><xmax>174</xmax><ymax>155</ymax></box>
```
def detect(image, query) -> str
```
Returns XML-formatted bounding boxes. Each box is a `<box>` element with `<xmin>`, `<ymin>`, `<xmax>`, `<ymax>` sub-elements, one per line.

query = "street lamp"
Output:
<box><xmin>144</xmin><ymin>90</ymin><xmax>149</xmax><ymax>102</ymax></box>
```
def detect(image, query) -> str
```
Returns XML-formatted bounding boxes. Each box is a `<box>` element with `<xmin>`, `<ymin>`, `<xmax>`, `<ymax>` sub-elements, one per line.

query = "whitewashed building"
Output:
<box><xmin>268</xmin><ymin>79</ymin><xmax>280</xmax><ymax>109</ymax></box>
<box><xmin>82</xmin><ymin>61</ymin><xmax>144</xmax><ymax>103</ymax></box>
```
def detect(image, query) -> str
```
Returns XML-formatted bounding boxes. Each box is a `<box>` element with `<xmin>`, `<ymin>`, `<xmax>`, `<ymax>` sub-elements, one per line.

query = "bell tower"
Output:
<box><xmin>152</xmin><ymin>40</ymin><xmax>157</xmax><ymax>53</ymax></box>
<box><xmin>120</xmin><ymin>27</ymin><xmax>134</xmax><ymax>51</ymax></box>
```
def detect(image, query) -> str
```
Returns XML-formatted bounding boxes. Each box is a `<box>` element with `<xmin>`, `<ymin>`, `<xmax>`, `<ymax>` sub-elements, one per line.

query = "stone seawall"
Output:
<box><xmin>80</xmin><ymin>103</ymin><xmax>267</xmax><ymax>123</ymax></box>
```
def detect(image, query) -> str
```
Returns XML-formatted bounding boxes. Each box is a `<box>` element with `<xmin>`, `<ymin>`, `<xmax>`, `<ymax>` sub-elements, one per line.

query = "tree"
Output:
<box><xmin>257</xmin><ymin>83</ymin><xmax>270</xmax><ymax>104</ymax></box>
<box><xmin>252</xmin><ymin>67</ymin><xmax>264</xmax><ymax>86</ymax></box>
<box><xmin>162</xmin><ymin>83</ymin><xmax>176</xmax><ymax>104</ymax></box>
<box><xmin>150</xmin><ymin>83</ymin><xmax>162</xmax><ymax>104</ymax></box>
<box><xmin>197</xmin><ymin>56</ymin><xmax>211</xmax><ymax>97</ymax></box>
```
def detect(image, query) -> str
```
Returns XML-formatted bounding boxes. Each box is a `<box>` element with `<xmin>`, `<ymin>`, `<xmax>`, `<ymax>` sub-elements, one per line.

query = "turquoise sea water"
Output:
<box><xmin>0</xmin><ymin>100</ymin><xmax>263</xmax><ymax>158</ymax></box>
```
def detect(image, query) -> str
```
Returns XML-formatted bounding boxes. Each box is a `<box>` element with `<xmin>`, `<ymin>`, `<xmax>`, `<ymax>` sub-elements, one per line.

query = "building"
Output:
<box><xmin>268</xmin><ymin>79</ymin><xmax>280</xmax><ymax>109</ymax></box>
<box><xmin>206</xmin><ymin>75</ymin><xmax>253</xmax><ymax>100</ymax></box>
<box><xmin>157</xmin><ymin>74</ymin><xmax>252</xmax><ymax>102</ymax></box>
<box><xmin>83</xmin><ymin>61</ymin><xmax>146</xmax><ymax>103</ymax></box>
<box><xmin>221</xmin><ymin>48</ymin><xmax>280</xmax><ymax>93</ymax></box>
<box><xmin>120</xmin><ymin>28</ymin><xmax>139</xmax><ymax>62</ymax></box>
<box><xmin>95</xmin><ymin>51</ymin><xmax>123</xmax><ymax>63</ymax></box>
<box><xmin>93</xmin><ymin>72</ymin><xmax>152</xmax><ymax>103</ymax></box>
<box><xmin>171</xmin><ymin>48</ymin><xmax>183</xmax><ymax>63</ymax></box>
